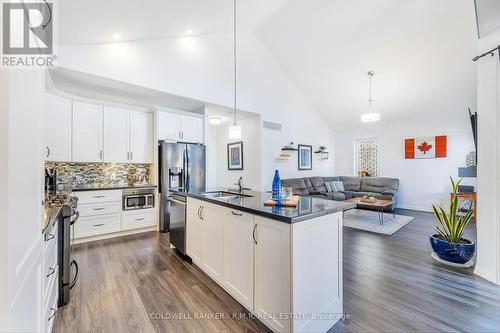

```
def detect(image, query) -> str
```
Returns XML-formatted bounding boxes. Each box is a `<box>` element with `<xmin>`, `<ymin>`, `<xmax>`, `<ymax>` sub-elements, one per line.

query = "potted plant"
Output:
<box><xmin>430</xmin><ymin>177</ymin><xmax>475</xmax><ymax>264</ymax></box>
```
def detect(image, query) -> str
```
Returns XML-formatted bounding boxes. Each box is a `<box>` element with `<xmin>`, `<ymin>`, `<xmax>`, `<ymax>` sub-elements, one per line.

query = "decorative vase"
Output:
<box><xmin>429</xmin><ymin>234</ymin><xmax>475</xmax><ymax>264</ymax></box>
<box><xmin>466</xmin><ymin>151</ymin><xmax>477</xmax><ymax>167</ymax></box>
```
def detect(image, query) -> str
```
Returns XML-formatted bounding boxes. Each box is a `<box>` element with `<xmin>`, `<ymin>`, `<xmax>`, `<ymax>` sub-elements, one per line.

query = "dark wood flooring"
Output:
<box><xmin>54</xmin><ymin>209</ymin><xmax>500</xmax><ymax>333</ymax></box>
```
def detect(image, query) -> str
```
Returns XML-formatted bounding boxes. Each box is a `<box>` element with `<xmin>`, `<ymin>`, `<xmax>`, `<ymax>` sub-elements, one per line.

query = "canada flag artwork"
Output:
<box><xmin>405</xmin><ymin>136</ymin><xmax>447</xmax><ymax>159</ymax></box>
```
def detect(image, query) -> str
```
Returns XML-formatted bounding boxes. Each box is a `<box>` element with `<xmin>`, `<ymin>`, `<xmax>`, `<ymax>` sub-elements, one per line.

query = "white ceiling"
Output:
<box><xmin>255</xmin><ymin>0</ymin><xmax>478</xmax><ymax>128</ymax></box>
<box><xmin>57</xmin><ymin>0</ymin><xmax>479</xmax><ymax>129</ymax></box>
<box><xmin>58</xmin><ymin>0</ymin><xmax>287</xmax><ymax>44</ymax></box>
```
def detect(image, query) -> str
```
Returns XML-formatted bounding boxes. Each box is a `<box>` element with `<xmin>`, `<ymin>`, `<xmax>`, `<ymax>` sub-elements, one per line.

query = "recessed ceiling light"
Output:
<box><xmin>113</xmin><ymin>33</ymin><xmax>121</xmax><ymax>40</ymax></box>
<box><xmin>186</xmin><ymin>29</ymin><xmax>193</xmax><ymax>35</ymax></box>
<box><xmin>361</xmin><ymin>113</ymin><xmax>381</xmax><ymax>123</ymax></box>
<box><xmin>209</xmin><ymin>117</ymin><xmax>222</xmax><ymax>125</ymax></box>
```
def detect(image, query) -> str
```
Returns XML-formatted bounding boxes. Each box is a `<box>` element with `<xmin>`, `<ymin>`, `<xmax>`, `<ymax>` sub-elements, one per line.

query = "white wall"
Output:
<box><xmin>208</xmin><ymin>116</ymin><xmax>262</xmax><ymax>190</ymax></box>
<box><xmin>58</xmin><ymin>31</ymin><xmax>335</xmax><ymax>190</ymax></box>
<box><xmin>335</xmin><ymin>114</ymin><xmax>475</xmax><ymax>211</ymax></box>
<box><xmin>475</xmin><ymin>26</ymin><xmax>500</xmax><ymax>285</ymax></box>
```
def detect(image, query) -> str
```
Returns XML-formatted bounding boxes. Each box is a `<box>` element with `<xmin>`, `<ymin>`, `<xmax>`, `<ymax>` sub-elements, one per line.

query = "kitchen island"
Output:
<box><xmin>177</xmin><ymin>189</ymin><xmax>354</xmax><ymax>333</ymax></box>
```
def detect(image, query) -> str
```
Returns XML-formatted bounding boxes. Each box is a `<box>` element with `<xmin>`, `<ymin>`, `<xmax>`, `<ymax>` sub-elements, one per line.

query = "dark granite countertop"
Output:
<box><xmin>172</xmin><ymin>187</ymin><xmax>354</xmax><ymax>224</ymax></box>
<box><xmin>43</xmin><ymin>205</ymin><xmax>61</xmax><ymax>235</ymax></box>
<box><xmin>71</xmin><ymin>184</ymin><xmax>157</xmax><ymax>191</ymax></box>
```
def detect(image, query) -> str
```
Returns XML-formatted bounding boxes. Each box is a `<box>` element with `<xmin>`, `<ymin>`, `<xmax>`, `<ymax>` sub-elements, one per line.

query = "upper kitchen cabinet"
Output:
<box><xmin>129</xmin><ymin>111</ymin><xmax>154</xmax><ymax>163</ymax></box>
<box><xmin>45</xmin><ymin>93</ymin><xmax>72</xmax><ymax>162</ymax></box>
<box><xmin>157</xmin><ymin>111</ymin><xmax>204</xmax><ymax>143</ymax></box>
<box><xmin>72</xmin><ymin>102</ymin><xmax>103</xmax><ymax>162</ymax></box>
<box><xmin>157</xmin><ymin>112</ymin><xmax>181</xmax><ymax>141</ymax></box>
<box><xmin>180</xmin><ymin>115</ymin><xmax>203</xmax><ymax>143</ymax></box>
<box><xmin>103</xmin><ymin>106</ymin><xmax>129</xmax><ymax>163</ymax></box>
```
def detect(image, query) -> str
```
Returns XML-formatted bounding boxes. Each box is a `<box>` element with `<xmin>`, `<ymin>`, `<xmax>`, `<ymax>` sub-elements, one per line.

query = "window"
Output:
<box><xmin>355</xmin><ymin>139</ymin><xmax>378</xmax><ymax>177</ymax></box>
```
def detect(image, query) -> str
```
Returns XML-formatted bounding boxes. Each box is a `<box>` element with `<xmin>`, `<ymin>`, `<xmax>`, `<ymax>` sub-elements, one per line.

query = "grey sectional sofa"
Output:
<box><xmin>281</xmin><ymin>176</ymin><xmax>399</xmax><ymax>211</ymax></box>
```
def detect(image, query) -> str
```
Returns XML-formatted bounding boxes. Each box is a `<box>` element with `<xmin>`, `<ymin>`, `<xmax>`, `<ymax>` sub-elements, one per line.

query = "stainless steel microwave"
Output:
<box><xmin>123</xmin><ymin>190</ymin><xmax>155</xmax><ymax>210</ymax></box>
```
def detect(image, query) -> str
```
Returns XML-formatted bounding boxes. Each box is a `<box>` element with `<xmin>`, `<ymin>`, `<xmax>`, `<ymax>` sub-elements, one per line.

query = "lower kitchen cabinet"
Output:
<box><xmin>223</xmin><ymin>208</ymin><xmax>254</xmax><ymax>310</ymax></box>
<box><xmin>74</xmin><ymin>213</ymin><xmax>122</xmax><ymax>238</ymax></box>
<box><xmin>201</xmin><ymin>203</ymin><xmax>225</xmax><ymax>284</ymax></box>
<box><xmin>254</xmin><ymin>216</ymin><xmax>291</xmax><ymax>333</ymax></box>
<box><xmin>122</xmin><ymin>209</ymin><xmax>155</xmax><ymax>230</ymax></box>
<box><xmin>186</xmin><ymin>199</ymin><xmax>204</xmax><ymax>265</ymax></box>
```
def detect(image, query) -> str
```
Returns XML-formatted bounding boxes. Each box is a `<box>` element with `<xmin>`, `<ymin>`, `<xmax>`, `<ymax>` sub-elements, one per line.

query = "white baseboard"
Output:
<box><xmin>74</xmin><ymin>226</ymin><xmax>156</xmax><ymax>244</ymax></box>
<box><xmin>396</xmin><ymin>204</ymin><xmax>433</xmax><ymax>212</ymax></box>
<box><xmin>474</xmin><ymin>265</ymin><xmax>500</xmax><ymax>285</ymax></box>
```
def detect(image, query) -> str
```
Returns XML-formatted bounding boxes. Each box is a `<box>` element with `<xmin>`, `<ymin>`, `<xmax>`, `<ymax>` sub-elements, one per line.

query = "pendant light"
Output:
<box><xmin>229</xmin><ymin>0</ymin><xmax>242</xmax><ymax>139</ymax></box>
<box><xmin>361</xmin><ymin>71</ymin><xmax>380</xmax><ymax>123</ymax></box>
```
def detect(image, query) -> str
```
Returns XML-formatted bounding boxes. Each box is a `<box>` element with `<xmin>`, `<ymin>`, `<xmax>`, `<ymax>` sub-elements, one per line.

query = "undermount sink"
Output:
<box><xmin>201</xmin><ymin>191</ymin><xmax>253</xmax><ymax>200</ymax></box>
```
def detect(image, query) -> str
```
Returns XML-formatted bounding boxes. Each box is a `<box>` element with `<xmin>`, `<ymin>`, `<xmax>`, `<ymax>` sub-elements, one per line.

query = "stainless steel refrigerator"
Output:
<box><xmin>158</xmin><ymin>141</ymin><xmax>205</xmax><ymax>254</ymax></box>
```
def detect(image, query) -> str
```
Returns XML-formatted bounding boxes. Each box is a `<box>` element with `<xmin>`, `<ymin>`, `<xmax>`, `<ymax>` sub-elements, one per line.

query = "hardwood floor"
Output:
<box><xmin>54</xmin><ymin>209</ymin><xmax>500</xmax><ymax>333</ymax></box>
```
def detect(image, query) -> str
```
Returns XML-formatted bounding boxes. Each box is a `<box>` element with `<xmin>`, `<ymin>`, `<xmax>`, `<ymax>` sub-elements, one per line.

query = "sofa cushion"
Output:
<box><xmin>339</xmin><ymin>190</ymin><xmax>355</xmax><ymax>199</ymax></box>
<box><xmin>303</xmin><ymin>177</ymin><xmax>314</xmax><ymax>192</ymax></box>
<box><xmin>360</xmin><ymin>177</ymin><xmax>399</xmax><ymax>193</ymax></box>
<box><xmin>332</xmin><ymin>181</ymin><xmax>345</xmax><ymax>192</ymax></box>
<box><xmin>322</xmin><ymin>176</ymin><xmax>341</xmax><ymax>182</ymax></box>
<box><xmin>326</xmin><ymin>192</ymin><xmax>346</xmax><ymax>201</ymax></box>
<box><xmin>280</xmin><ymin>178</ymin><xmax>310</xmax><ymax>196</ymax></box>
<box><xmin>340</xmin><ymin>176</ymin><xmax>362</xmax><ymax>191</ymax></box>
<box><xmin>308</xmin><ymin>176</ymin><xmax>328</xmax><ymax>193</ymax></box>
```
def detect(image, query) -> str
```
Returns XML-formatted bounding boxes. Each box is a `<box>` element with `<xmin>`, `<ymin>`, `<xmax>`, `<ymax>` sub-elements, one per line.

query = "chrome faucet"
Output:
<box><xmin>235</xmin><ymin>177</ymin><xmax>243</xmax><ymax>193</ymax></box>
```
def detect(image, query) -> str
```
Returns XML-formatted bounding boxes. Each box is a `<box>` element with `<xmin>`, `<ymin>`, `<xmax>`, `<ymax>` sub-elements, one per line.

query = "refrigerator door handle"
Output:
<box><xmin>185</xmin><ymin>148</ymin><xmax>190</xmax><ymax>192</ymax></box>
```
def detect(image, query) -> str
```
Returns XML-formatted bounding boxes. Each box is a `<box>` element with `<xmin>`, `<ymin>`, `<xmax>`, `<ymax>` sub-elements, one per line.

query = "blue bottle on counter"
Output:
<box><xmin>272</xmin><ymin>170</ymin><xmax>281</xmax><ymax>199</ymax></box>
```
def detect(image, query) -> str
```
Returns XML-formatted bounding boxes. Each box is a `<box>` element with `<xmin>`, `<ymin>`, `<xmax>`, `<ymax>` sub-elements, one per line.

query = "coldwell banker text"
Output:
<box><xmin>2</xmin><ymin>1</ymin><xmax>56</xmax><ymax>67</ymax></box>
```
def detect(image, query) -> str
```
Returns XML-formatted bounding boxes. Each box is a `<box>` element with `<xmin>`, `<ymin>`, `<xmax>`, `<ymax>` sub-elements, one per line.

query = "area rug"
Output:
<box><xmin>343</xmin><ymin>209</ymin><xmax>415</xmax><ymax>235</ymax></box>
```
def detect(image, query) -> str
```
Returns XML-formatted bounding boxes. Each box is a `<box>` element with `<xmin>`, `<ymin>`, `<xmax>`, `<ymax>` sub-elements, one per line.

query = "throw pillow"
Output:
<box><xmin>333</xmin><ymin>181</ymin><xmax>345</xmax><ymax>192</ymax></box>
<box><xmin>324</xmin><ymin>182</ymin><xmax>333</xmax><ymax>192</ymax></box>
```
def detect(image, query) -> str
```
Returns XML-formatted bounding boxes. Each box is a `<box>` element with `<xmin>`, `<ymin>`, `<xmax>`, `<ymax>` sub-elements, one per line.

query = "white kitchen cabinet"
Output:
<box><xmin>46</xmin><ymin>93</ymin><xmax>72</xmax><ymax>161</ymax></box>
<box><xmin>157</xmin><ymin>112</ymin><xmax>181</xmax><ymax>141</ymax></box>
<box><xmin>74</xmin><ymin>213</ymin><xmax>122</xmax><ymax>238</ymax></box>
<box><xmin>186</xmin><ymin>199</ymin><xmax>204</xmax><ymax>265</ymax></box>
<box><xmin>157</xmin><ymin>111</ymin><xmax>204</xmax><ymax>143</ymax></box>
<box><xmin>122</xmin><ymin>208</ymin><xmax>156</xmax><ymax>230</ymax></box>
<box><xmin>254</xmin><ymin>216</ymin><xmax>291</xmax><ymax>333</ymax></box>
<box><xmin>72</xmin><ymin>101</ymin><xmax>103</xmax><ymax>162</ymax></box>
<box><xmin>129</xmin><ymin>111</ymin><xmax>154</xmax><ymax>163</ymax></box>
<box><xmin>201</xmin><ymin>203</ymin><xmax>225</xmax><ymax>284</ymax></box>
<box><xmin>223</xmin><ymin>209</ymin><xmax>254</xmax><ymax>310</ymax></box>
<box><xmin>180</xmin><ymin>115</ymin><xmax>203</xmax><ymax>143</ymax></box>
<box><xmin>103</xmin><ymin>106</ymin><xmax>129</xmax><ymax>163</ymax></box>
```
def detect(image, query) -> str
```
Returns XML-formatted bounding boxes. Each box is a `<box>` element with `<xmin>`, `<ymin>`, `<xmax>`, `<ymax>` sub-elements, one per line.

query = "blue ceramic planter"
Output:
<box><xmin>430</xmin><ymin>234</ymin><xmax>475</xmax><ymax>264</ymax></box>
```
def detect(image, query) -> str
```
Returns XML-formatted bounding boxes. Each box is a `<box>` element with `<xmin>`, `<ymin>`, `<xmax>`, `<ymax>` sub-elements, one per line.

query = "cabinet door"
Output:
<box><xmin>103</xmin><ymin>106</ymin><xmax>129</xmax><ymax>163</ymax></box>
<box><xmin>223</xmin><ymin>209</ymin><xmax>254</xmax><ymax>310</ymax></box>
<box><xmin>201</xmin><ymin>203</ymin><xmax>225</xmax><ymax>283</ymax></box>
<box><xmin>180</xmin><ymin>115</ymin><xmax>203</xmax><ymax>143</ymax></box>
<box><xmin>45</xmin><ymin>93</ymin><xmax>72</xmax><ymax>161</ymax></box>
<box><xmin>254</xmin><ymin>216</ymin><xmax>291</xmax><ymax>333</ymax></box>
<box><xmin>129</xmin><ymin>111</ymin><xmax>153</xmax><ymax>163</ymax></box>
<box><xmin>186</xmin><ymin>199</ymin><xmax>204</xmax><ymax>265</ymax></box>
<box><xmin>157</xmin><ymin>112</ymin><xmax>181</xmax><ymax>141</ymax></box>
<box><xmin>72</xmin><ymin>101</ymin><xmax>103</xmax><ymax>162</ymax></box>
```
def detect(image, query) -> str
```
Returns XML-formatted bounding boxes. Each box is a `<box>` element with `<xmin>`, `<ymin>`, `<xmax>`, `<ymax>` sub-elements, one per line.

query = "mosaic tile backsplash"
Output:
<box><xmin>45</xmin><ymin>162</ymin><xmax>151</xmax><ymax>188</ymax></box>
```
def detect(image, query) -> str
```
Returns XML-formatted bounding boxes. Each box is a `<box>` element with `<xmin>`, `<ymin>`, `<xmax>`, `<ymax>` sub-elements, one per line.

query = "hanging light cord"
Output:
<box><xmin>233</xmin><ymin>0</ymin><xmax>237</xmax><ymax>125</ymax></box>
<box><xmin>368</xmin><ymin>71</ymin><xmax>374</xmax><ymax>108</ymax></box>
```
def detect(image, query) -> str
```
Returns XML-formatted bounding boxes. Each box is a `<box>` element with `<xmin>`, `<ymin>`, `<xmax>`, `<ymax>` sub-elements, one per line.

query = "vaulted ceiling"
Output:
<box><xmin>58</xmin><ymin>0</ymin><xmax>478</xmax><ymax>129</ymax></box>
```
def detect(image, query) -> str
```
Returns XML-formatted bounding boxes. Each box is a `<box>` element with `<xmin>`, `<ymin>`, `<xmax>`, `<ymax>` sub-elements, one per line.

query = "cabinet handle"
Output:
<box><xmin>46</xmin><ymin>267</ymin><xmax>56</xmax><ymax>278</ymax></box>
<box><xmin>131</xmin><ymin>151</ymin><xmax>133</xmax><ymax>160</ymax></box>
<box><xmin>93</xmin><ymin>223</ymin><xmax>105</xmax><ymax>227</ymax></box>
<box><xmin>201</xmin><ymin>206</ymin><xmax>205</xmax><ymax>220</ymax></box>
<box><xmin>99</xmin><ymin>150</ymin><xmax>103</xmax><ymax>160</ymax></box>
<box><xmin>135</xmin><ymin>218</ymin><xmax>144</xmax><ymax>221</ymax></box>
<box><xmin>93</xmin><ymin>195</ymin><xmax>105</xmax><ymax>198</ymax></box>
<box><xmin>231</xmin><ymin>211</ymin><xmax>243</xmax><ymax>216</ymax></box>
<box><xmin>93</xmin><ymin>207</ymin><xmax>105</xmax><ymax>211</ymax></box>
<box><xmin>181</xmin><ymin>131</ymin><xmax>184</xmax><ymax>139</ymax></box>
<box><xmin>48</xmin><ymin>307</ymin><xmax>56</xmax><ymax>321</ymax></box>
<box><xmin>253</xmin><ymin>224</ymin><xmax>257</xmax><ymax>245</ymax></box>
<box><xmin>46</xmin><ymin>146</ymin><xmax>51</xmax><ymax>158</ymax></box>
<box><xmin>197</xmin><ymin>206</ymin><xmax>201</xmax><ymax>220</ymax></box>
<box><xmin>45</xmin><ymin>233</ymin><xmax>55</xmax><ymax>241</ymax></box>
<box><xmin>178</xmin><ymin>131</ymin><xmax>182</xmax><ymax>140</ymax></box>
